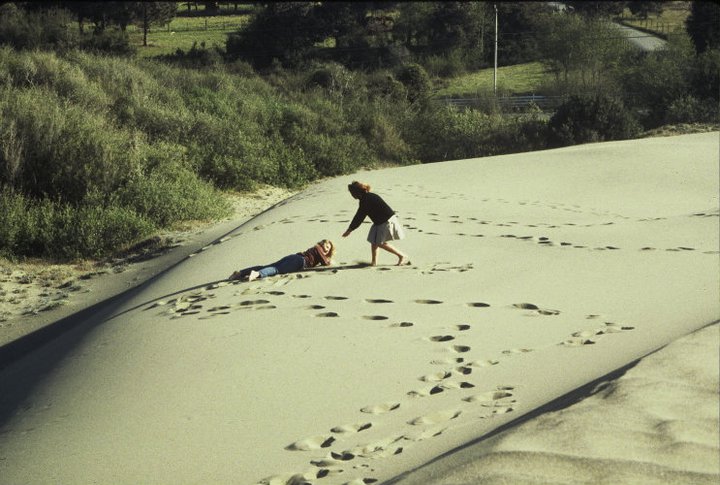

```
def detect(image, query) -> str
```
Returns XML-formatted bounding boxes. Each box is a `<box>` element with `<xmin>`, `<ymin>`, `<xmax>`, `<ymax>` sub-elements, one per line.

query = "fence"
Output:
<box><xmin>435</xmin><ymin>95</ymin><xmax>567</xmax><ymax>111</ymax></box>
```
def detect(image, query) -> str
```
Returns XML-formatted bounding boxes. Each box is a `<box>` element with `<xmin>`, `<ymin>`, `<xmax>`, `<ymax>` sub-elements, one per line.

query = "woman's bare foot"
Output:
<box><xmin>397</xmin><ymin>255</ymin><xmax>409</xmax><ymax>266</ymax></box>
<box><xmin>247</xmin><ymin>270</ymin><xmax>261</xmax><ymax>282</ymax></box>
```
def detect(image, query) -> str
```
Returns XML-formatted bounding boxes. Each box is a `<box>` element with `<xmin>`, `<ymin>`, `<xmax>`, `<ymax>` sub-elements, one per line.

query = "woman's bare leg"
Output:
<box><xmin>378</xmin><ymin>242</ymin><xmax>408</xmax><ymax>265</ymax></box>
<box><xmin>371</xmin><ymin>244</ymin><xmax>379</xmax><ymax>266</ymax></box>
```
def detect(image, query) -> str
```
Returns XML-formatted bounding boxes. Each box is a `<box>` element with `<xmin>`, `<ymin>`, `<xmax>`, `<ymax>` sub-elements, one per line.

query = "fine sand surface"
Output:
<box><xmin>0</xmin><ymin>132</ymin><xmax>717</xmax><ymax>485</ymax></box>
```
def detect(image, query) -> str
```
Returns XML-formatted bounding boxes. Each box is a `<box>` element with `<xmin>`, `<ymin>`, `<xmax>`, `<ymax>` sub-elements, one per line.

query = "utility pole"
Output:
<box><xmin>494</xmin><ymin>3</ymin><xmax>498</xmax><ymax>95</ymax></box>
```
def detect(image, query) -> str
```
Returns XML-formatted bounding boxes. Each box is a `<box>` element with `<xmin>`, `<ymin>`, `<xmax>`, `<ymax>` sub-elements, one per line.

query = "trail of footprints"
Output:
<box><xmin>191</xmin><ymin>206</ymin><xmax>717</xmax><ymax>260</ymax></box>
<box><xmin>146</xmin><ymin>279</ymin><xmax>636</xmax><ymax>484</ymax></box>
<box><xmin>402</xmin><ymin>210</ymin><xmax>718</xmax><ymax>255</ymax></box>
<box><xmin>247</xmin><ymin>292</ymin><xmax>635</xmax><ymax>485</ymax></box>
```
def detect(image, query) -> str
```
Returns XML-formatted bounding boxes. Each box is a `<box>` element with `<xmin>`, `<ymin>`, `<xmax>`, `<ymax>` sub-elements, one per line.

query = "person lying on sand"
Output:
<box><xmin>342</xmin><ymin>181</ymin><xmax>409</xmax><ymax>266</ymax></box>
<box><xmin>228</xmin><ymin>239</ymin><xmax>335</xmax><ymax>282</ymax></box>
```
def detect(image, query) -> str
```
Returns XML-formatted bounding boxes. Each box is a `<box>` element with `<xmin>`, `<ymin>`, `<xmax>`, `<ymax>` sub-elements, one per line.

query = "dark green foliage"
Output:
<box><xmin>0</xmin><ymin>5</ymin><xmax>79</xmax><ymax>51</ymax></box>
<box><xmin>686</xmin><ymin>1</ymin><xmax>720</xmax><ymax>54</ymax></box>
<box><xmin>566</xmin><ymin>1</ymin><xmax>625</xmax><ymax>18</ymax></box>
<box><xmin>0</xmin><ymin>189</ymin><xmax>155</xmax><ymax>260</ymax></box>
<box><xmin>405</xmin><ymin>104</ymin><xmax>548</xmax><ymax>163</ymax></box>
<box><xmin>396</xmin><ymin>63</ymin><xmax>431</xmax><ymax>102</ymax></box>
<box><xmin>548</xmin><ymin>95</ymin><xmax>641</xmax><ymax>147</ymax></box>
<box><xmin>616</xmin><ymin>35</ymin><xmax>712</xmax><ymax>128</ymax></box>
<box><xmin>627</xmin><ymin>1</ymin><xmax>664</xmax><ymax>20</ymax></box>
<box><xmin>665</xmin><ymin>95</ymin><xmax>719</xmax><ymax>124</ymax></box>
<box><xmin>226</xmin><ymin>2</ymin><xmax>326</xmax><ymax>69</ymax></box>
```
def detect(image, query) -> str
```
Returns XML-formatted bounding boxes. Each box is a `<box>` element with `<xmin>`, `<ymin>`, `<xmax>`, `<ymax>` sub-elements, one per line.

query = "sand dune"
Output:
<box><xmin>0</xmin><ymin>132</ymin><xmax>717</xmax><ymax>485</ymax></box>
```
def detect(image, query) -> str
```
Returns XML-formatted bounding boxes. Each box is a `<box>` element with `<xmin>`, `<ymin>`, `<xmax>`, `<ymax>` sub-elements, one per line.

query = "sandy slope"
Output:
<box><xmin>0</xmin><ymin>132</ymin><xmax>717</xmax><ymax>485</ymax></box>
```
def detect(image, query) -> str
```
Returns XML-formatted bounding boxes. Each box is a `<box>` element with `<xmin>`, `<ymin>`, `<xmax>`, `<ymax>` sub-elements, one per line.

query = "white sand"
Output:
<box><xmin>0</xmin><ymin>132</ymin><xmax>717</xmax><ymax>485</ymax></box>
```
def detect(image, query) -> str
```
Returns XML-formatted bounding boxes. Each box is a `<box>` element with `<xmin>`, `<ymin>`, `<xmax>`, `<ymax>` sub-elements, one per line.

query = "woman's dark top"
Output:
<box><xmin>299</xmin><ymin>244</ymin><xmax>331</xmax><ymax>268</ymax></box>
<box><xmin>347</xmin><ymin>192</ymin><xmax>395</xmax><ymax>232</ymax></box>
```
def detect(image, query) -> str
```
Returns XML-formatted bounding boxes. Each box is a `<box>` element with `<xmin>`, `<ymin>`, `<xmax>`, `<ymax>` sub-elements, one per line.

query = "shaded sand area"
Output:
<box><xmin>0</xmin><ymin>132</ymin><xmax>717</xmax><ymax>485</ymax></box>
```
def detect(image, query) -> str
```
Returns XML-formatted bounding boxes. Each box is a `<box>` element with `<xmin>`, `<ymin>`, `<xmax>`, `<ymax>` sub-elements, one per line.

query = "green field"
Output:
<box><xmin>619</xmin><ymin>1</ymin><xmax>690</xmax><ymax>36</ymax></box>
<box><xmin>434</xmin><ymin>62</ymin><xmax>550</xmax><ymax>98</ymax></box>
<box><xmin>126</xmin><ymin>15</ymin><xmax>249</xmax><ymax>58</ymax></box>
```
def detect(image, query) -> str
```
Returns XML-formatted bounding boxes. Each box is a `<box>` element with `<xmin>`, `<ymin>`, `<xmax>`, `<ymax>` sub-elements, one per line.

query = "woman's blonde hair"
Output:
<box><xmin>318</xmin><ymin>239</ymin><xmax>336</xmax><ymax>259</ymax></box>
<box><xmin>348</xmin><ymin>181</ymin><xmax>371</xmax><ymax>198</ymax></box>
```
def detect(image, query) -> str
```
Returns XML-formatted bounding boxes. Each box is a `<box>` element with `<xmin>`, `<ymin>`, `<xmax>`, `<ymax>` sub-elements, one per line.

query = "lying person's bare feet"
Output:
<box><xmin>247</xmin><ymin>270</ymin><xmax>261</xmax><ymax>282</ymax></box>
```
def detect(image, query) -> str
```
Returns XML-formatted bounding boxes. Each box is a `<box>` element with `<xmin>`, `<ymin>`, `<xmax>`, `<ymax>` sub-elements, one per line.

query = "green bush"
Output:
<box><xmin>665</xmin><ymin>95</ymin><xmax>719</xmax><ymax>124</ymax></box>
<box><xmin>118</xmin><ymin>165</ymin><xmax>231</xmax><ymax>228</ymax></box>
<box><xmin>396</xmin><ymin>63</ymin><xmax>431</xmax><ymax>103</ymax></box>
<box><xmin>364</xmin><ymin>71</ymin><xmax>406</xmax><ymax>101</ymax></box>
<box><xmin>0</xmin><ymin>189</ymin><xmax>155</xmax><ymax>260</ymax></box>
<box><xmin>422</xmin><ymin>49</ymin><xmax>467</xmax><ymax>78</ymax></box>
<box><xmin>0</xmin><ymin>6</ymin><xmax>79</xmax><ymax>51</ymax></box>
<box><xmin>79</xmin><ymin>29</ymin><xmax>135</xmax><ymax>56</ymax></box>
<box><xmin>0</xmin><ymin>87</ymin><xmax>140</xmax><ymax>203</ymax></box>
<box><xmin>548</xmin><ymin>94</ymin><xmax>641</xmax><ymax>147</ymax></box>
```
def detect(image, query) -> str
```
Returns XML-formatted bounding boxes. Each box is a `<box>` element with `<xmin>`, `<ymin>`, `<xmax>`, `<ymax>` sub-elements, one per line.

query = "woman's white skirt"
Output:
<box><xmin>367</xmin><ymin>214</ymin><xmax>405</xmax><ymax>244</ymax></box>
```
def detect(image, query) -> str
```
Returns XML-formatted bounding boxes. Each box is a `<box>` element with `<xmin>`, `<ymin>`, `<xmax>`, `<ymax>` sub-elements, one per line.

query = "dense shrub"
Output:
<box><xmin>548</xmin><ymin>94</ymin><xmax>640</xmax><ymax>147</ymax></box>
<box><xmin>396</xmin><ymin>63</ymin><xmax>431</xmax><ymax>103</ymax></box>
<box><xmin>0</xmin><ymin>6</ymin><xmax>79</xmax><ymax>51</ymax></box>
<box><xmin>665</xmin><ymin>95</ymin><xmax>719</xmax><ymax>124</ymax></box>
<box><xmin>405</xmin><ymin>104</ymin><xmax>548</xmax><ymax>162</ymax></box>
<box><xmin>421</xmin><ymin>49</ymin><xmax>467</xmax><ymax>78</ymax></box>
<box><xmin>0</xmin><ymin>189</ymin><xmax>155</xmax><ymax>260</ymax></box>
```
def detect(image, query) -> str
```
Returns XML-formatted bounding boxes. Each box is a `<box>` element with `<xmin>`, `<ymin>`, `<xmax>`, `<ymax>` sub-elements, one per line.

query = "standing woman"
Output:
<box><xmin>342</xmin><ymin>181</ymin><xmax>409</xmax><ymax>266</ymax></box>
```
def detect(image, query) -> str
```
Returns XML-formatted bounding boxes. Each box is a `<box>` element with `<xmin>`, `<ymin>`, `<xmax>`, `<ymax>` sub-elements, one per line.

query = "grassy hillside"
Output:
<box><xmin>434</xmin><ymin>62</ymin><xmax>550</xmax><ymax>98</ymax></box>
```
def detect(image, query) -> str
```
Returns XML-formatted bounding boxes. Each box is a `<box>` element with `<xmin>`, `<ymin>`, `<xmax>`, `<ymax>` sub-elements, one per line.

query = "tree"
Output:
<box><xmin>226</xmin><ymin>2</ymin><xmax>326</xmax><ymax>69</ymax></box>
<box><xmin>133</xmin><ymin>2</ymin><xmax>176</xmax><ymax>47</ymax></box>
<box><xmin>425</xmin><ymin>2</ymin><xmax>492</xmax><ymax>54</ymax></box>
<box><xmin>495</xmin><ymin>2</ymin><xmax>552</xmax><ymax>65</ymax></box>
<box><xmin>686</xmin><ymin>1</ymin><xmax>720</xmax><ymax>54</ymax></box>
<box><xmin>627</xmin><ymin>1</ymin><xmax>663</xmax><ymax>20</ymax></box>
<box><xmin>567</xmin><ymin>1</ymin><xmax>626</xmax><ymax>18</ymax></box>
<box><xmin>537</xmin><ymin>13</ymin><xmax>630</xmax><ymax>89</ymax></box>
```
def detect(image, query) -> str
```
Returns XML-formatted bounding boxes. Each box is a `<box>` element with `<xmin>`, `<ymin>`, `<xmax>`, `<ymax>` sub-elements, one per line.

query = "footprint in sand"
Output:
<box><xmin>285</xmin><ymin>435</ymin><xmax>336</xmax><ymax>451</ymax></box>
<box><xmin>325</xmin><ymin>296</ymin><xmax>349</xmax><ymax>301</ymax></box>
<box><xmin>466</xmin><ymin>359</ymin><xmax>500</xmax><ymax>367</ymax></box>
<box><xmin>409</xmin><ymin>382</ymin><xmax>475</xmax><ymax>397</ymax></box>
<box><xmin>330</xmin><ymin>422</ymin><xmax>372</xmax><ymax>434</ymax></box>
<box><xmin>512</xmin><ymin>303</ymin><xmax>560</xmax><ymax>316</ymax></box>
<box><xmin>415</xmin><ymin>299</ymin><xmax>443</xmax><ymax>305</ymax></box>
<box><xmin>346</xmin><ymin>435</ymin><xmax>404</xmax><ymax>459</ymax></box>
<box><xmin>454</xmin><ymin>324</ymin><xmax>471</xmax><ymax>331</ymax></box>
<box><xmin>360</xmin><ymin>402</ymin><xmax>400</xmax><ymax>414</ymax></box>
<box><xmin>408</xmin><ymin>409</ymin><xmax>462</xmax><ymax>426</ymax></box>
<box><xmin>467</xmin><ymin>302</ymin><xmax>490</xmax><ymax>308</ymax></box>
<box><xmin>428</xmin><ymin>335</ymin><xmax>455</xmax><ymax>342</ymax></box>
<box><xmin>402</xmin><ymin>427</ymin><xmax>446</xmax><ymax>442</ymax></box>
<box><xmin>449</xmin><ymin>344</ymin><xmax>471</xmax><ymax>353</ymax></box>
<box><xmin>389</xmin><ymin>321</ymin><xmax>414</xmax><ymax>328</ymax></box>
<box><xmin>561</xmin><ymin>322</ymin><xmax>634</xmax><ymax>346</ymax></box>
<box><xmin>365</xmin><ymin>299</ymin><xmax>394</xmax><ymax>304</ymax></box>
<box><xmin>502</xmin><ymin>348</ymin><xmax>533</xmax><ymax>355</ymax></box>
<box><xmin>419</xmin><ymin>371</ymin><xmax>453</xmax><ymax>382</ymax></box>
<box><xmin>362</xmin><ymin>315</ymin><xmax>389</xmax><ymax>321</ymax></box>
<box><xmin>463</xmin><ymin>387</ymin><xmax>515</xmax><ymax>404</ymax></box>
<box><xmin>601</xmin><ymin>322</ymin><xmax>635</xmax><ymax>333</ymax></box>
<box><xmin>315</xmin><ymin>312</ymin><xmax>339</xmax><ymax>318</ymax></box>
<box><xmin>256</xmin><ymin>472</ymin><xmax>314</xmax><ymax>485</ymax></box>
